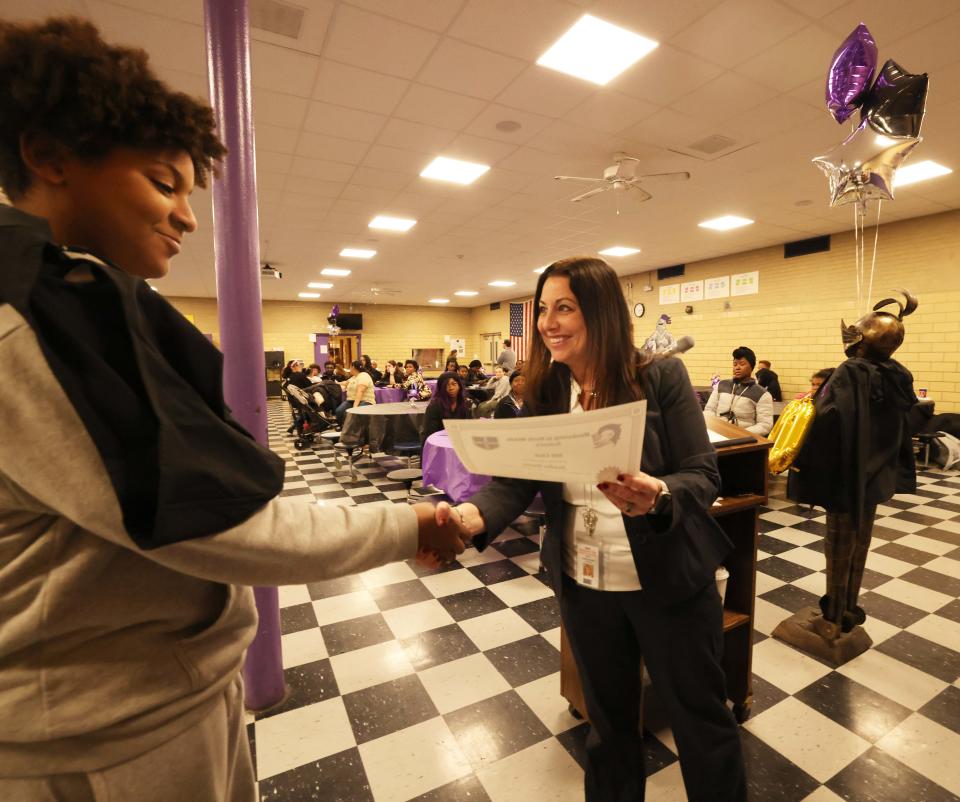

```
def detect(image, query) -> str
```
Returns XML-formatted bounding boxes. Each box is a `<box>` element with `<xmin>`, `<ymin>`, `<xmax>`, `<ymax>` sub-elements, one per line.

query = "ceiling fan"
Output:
<box><xmin>555</xmin><ymin>152</ymin><xmax>690</xmax><ymax>205</ymax></box>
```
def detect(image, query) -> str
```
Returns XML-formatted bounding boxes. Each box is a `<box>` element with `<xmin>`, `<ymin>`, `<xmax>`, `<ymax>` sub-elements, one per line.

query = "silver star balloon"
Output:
<box><xmin>812</xmin><ymin>121</ymin><xmax>920</xmax><ymax>207</ymax></box>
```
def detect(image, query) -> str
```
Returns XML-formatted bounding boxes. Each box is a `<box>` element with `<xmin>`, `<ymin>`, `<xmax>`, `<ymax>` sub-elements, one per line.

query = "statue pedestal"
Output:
<box><xmin>772</xmin><ymin>606</ymin><xmax>872</xmax><ymax>667</ymax></box>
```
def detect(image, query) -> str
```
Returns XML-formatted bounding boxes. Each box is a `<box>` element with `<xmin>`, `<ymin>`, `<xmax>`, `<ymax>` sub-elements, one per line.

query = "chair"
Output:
<box><xmin>914</xmin><ymin>432</ymin><xmax>938</xmax><ymax>469</ymax></box>
<box><xmin>387</xmin><ymin>441</ymin><xmax>423</xmax><ymax>502</ymax></box>
<box><xmin>333</xmin><ymin>441</ymin><xmax>361</xmax><ymax>482</ymax></box>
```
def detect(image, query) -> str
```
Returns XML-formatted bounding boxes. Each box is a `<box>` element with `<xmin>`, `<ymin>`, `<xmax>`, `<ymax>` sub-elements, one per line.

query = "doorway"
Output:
<box><xmin>481</xmin><ymin>333</ymin><xmax>501</xmax><ymax>369</ymax></box>
<box><xmin>328</xmin><ymin>335</ymin><xmax>360</xmax><ymax>368</ymax></box>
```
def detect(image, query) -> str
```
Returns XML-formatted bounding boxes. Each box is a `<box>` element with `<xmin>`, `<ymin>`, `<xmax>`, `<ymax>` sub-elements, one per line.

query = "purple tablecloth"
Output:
<box><xmin>422</xmin><ymin>430</ymin><xmax>491</xmax><ymax>503</ymax></box>
<box><xmin>374</xmin><ymin>387</ymin><xmax>406</xmax><ymax>404</ymax></box>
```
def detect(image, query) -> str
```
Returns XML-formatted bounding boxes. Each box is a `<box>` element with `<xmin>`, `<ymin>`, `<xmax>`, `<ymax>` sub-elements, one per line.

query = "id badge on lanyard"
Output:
<box><xmin>573</xmin><ymin>510</ymin><xmax>602</xmax><ymax>588</ymax></box>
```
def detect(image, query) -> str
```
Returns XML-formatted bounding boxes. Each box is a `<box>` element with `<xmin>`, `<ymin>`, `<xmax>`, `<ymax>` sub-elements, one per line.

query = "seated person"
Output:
<box><xmin>361</xmin><ymin>354</ymin><xmax>382</xmax><ymax>384</ymax></box>
<box><xmin>755</xmin><ymin>360</ymin><xmax>783</xmax><ymax>402</ymax></box>
<box><xmin>378</xmin><ymin>359</ymin><xmax>400</xmax><ymax>386</ymax></box>
<box><xmin>335</xmin><ymin>360</ymin><xmax>376</xmax><ymax>426</ymax></box>
<box><xmin>494</xmin><ymin>370</ymin><xmax>525</xmax><ymax>418</ymax></box>
<box><xmin>306</xmin><ymin>363</ymin><xmax>323</xmax><ymax>382</ymax></box>
<box><xmin>444</xmin><ymin>357</ymin><xmax>459</xmax><ymax>373</ymax></box>
<box><xmin>457</xmin><ymin>364</ymin><xmax>471</xmax><ymax>385</ymax></box>
<box><xmin>703</xmin><ymin>346</ymin><xmax>773</xmax><ymax>435</ymax></box>
<box><xmin>477</xmin><ymin>365</ymin><xmax>511</xmax><ymax>417</ymax></box>
<box><xmin>467</xmin><ymin>359</ymin><xmax>486</xmax><ymax>383</ymax></box>
<box><xmin>805</xmin><ymin>368</ymin><xmax>835</xmax><ymax>402</ymax></box>
<box><xmin>422</xmin><ymin>371</ymin><xmax>470</xmax><ymax>444</ymax></box>
<box><xmin>401</xmin><ymin>359</ymin><xmax>431</xmax><ymax>400</ymax></box>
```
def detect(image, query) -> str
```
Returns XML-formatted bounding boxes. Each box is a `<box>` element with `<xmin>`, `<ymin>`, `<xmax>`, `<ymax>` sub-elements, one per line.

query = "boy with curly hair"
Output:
<box><xmin>0</xmin><ymin>17</ymin><xmax>463</xmax><ymax>801</ymax></box>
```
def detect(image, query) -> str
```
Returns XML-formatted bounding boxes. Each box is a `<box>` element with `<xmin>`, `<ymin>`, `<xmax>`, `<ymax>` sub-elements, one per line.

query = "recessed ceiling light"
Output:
<box><xmin>894</xmin><ymin>160</ymin><xmax>953</xmax><ymax>187</ymax></box>
<box><xmin>298</xmin><ymin>292</ymin><xmax>321</xmax><ymax>299</ymax></box>
<box><xmin>420</xmin><ymin>156</ymin><xmax>490</xmax><ymax>185</ymax></box>
<box><xmin>454</xmin><ymin>290</ymin><xmax>479</xmax><ymax>297</ymax></box>
<box><xmin>340</xmin><ymin>248</ymin><xmax>376</xmax><ymax>258</ymax></box>
<box><xmin>308</xmin><ymin>282</ymin><xmax>334</xmax><ymax>289</ymax></box>
<box><xmin>488</xmin><ymin>280</ymin><xmax>516</xmax><ymax>287</ymax></box>
<box><xmin>429</xmin><ymin>298</ymin><xmax>450</xmax><ymax>304</ymax></box>
<box><xmin>321</xmin><ymin>267</ymin><xmax>351</xmax><ymax>277</ymax></box>
<box><xmin>496</xmin><ymin>120</ymin><xmax>522</xmax><ymax>132</ymax></box>
<box><xmin>537</xmin><ymin>14</ymin><xmax>658</xmax><ymax>86</ymax></box>
<box><xmin>599</xmin><ymin>246</ymin><xmax>640</xmax><ymax>257</ymax></box>
<box><xmin>698</xmin><ymin>215</ymin><xmax>754</xmax><ymax>231</ymax></box>
<box><xmin>369</xmin><ymin>215</ymin><xmax>417</xmax><ymax>232</ymax></box>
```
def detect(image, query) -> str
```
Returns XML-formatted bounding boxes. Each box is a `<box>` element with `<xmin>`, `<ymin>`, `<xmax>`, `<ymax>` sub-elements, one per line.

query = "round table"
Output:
<box><xmin>341</xmin><ymin>401</ymin><xmax>429</xmax><ymax>451</ymax></box>
<box><xmin>422</xmin><ymin>430</ymin><xmax>491</xmax><ymax>502</ymax></box>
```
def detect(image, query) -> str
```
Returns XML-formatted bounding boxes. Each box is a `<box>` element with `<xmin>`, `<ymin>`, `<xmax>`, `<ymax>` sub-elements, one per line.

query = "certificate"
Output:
<box><xmin>443</xmin><ymin>401</ymin><xmax>646</xmax><ymax>484</ymax></box>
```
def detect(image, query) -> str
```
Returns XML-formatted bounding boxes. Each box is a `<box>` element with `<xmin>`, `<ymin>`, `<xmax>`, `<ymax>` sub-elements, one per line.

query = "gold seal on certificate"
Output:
<box><xmin>443</xmin><ymin>401</ymin><xmax>647</xmax><ymax>484</ymax></box>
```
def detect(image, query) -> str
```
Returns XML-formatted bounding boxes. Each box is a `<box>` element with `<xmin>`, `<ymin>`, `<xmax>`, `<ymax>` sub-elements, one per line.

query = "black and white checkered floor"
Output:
<box><xmin>252</xmin><ymin>400</ymin><xmax>960</xmax><ymax>801</ymax></box>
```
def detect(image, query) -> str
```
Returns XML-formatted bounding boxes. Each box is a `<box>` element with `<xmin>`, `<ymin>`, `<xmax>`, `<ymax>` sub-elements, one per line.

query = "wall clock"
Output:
<box><xmin>633</xmin><ymin>302</ymin><xmax>645</xmax><ymax>318</ymax></box>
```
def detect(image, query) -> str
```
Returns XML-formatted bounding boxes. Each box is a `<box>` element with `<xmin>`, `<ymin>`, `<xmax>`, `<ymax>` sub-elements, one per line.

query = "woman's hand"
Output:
<box><xmin>597</xmin><ymin>473</ymin><xmax>664</xmax><ymax>517</ymax></box>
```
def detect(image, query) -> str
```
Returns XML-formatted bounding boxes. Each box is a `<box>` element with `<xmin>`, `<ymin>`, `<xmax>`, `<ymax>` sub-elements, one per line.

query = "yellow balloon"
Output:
<box><xmin>768</xmin><ymin>397</ymin><xmax>816</xmax><ymax>474</ymax></box>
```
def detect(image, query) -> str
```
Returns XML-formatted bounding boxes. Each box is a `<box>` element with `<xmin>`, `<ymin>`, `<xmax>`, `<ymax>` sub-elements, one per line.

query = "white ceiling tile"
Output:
<box><xmin>250</xmin><ymin>0</ymin><xmax>334</xmax><ymax>56</ymax></box>
<box><xmin>777</xmin><ymin>0</ymin><xmax>848</xmax><ymax>18</ymax></box>
<box><xmin>418</xmin><ymin>38</ymin><xmax>527</xmax><ymax>100</ymax></box>
<box><xmin>255</xmin><ymin>150</ymin><xmax>294</xmax><ymax>175</ymax></box>
<box><xmin>394</xmin><ymin>83</ymin><xmax>487</xmax><ymax>129</ymax></box>
<box><xmin>250</xmin><ymin>40</ymin><xmax>319</xmax><ymax>96</ymax></box>
<box><xmin>153</xmin><ymin>65</ymin><xmax>209</xmax><ymax>99</ymax></box>
<box><xmin>83</xmin><ymin>0</ymin><xmax>201</xmax><ymax>24</ymax></box>
<box><xmin>85</xmin><ymin>1</ymin><xmax>206</xmax><ymax>74</ymax></box>
<box><xmin>303</xmin><ymin>102</ymin><xmax>387</xmax><ymax>142</ymax></box>
<box><xmin>339</xmin><ymin>184</ymin><xmax>398</xmax><ymax>205</ymax></box>
<box><xmin>295</xmin><ymin>131</ymin><xmax>370</xmax><ymax>164</ymax></box>
<box><xmin>610</xmin><ymin>44</ymin><xmax>722</xmax><ymax>105</ymax></box>
<box><xmin>343</xmin><ymin>0</ymin><xmax>466</xmax><ymax>32</ymax></box>
<box><xmin>376</xmin><ymin>119</ymin><xmax>459</xmax><ymax>154</ymax></box>
<box><xmin>390</xmin><ymin>192</ymin><xmax>447</xmax><ymax>213</ymax></box>
<box><xmin>720</xmin><ymin>95</ymin><xmax>823</xmax><ymax>143</ymax></box>
<box><xmin>312</xmin><ymin>60</ymin><xmax>410</xmax><ymax>114</ymax></box>
<box><xmin>885</xmin><ymin>12</ymin><xmax>960</xmax><ymax>73</ymax></box>
<box><xmin>364</xmin><ymin>144</ymin><xmax>433</xmax><ymax>174</ymax></box>
<box><xmin>670</xmin><ymin>71</ymin><xmax>779</xmax><ymax>120</ymax></box>
<box><xmin>523</xmin><ymin>120</ymin><xmax>627</xmax><ymax>159</ymax></box>
<box><xmin>585</xmin><ymin>0</ymin><xmax>725</xmax><ymax>40</ymax></box>
<box><xmin>324</xmin><ymin>4</ymin><xmax>439</xmax><ymax>79</ymax></box>
<box><xmin>788</xmin><ymin>76</ymin><xmax>830</xmax><ymax>112</ymax></box>
<box><xmin>254</xmin><ymin>124</ymin><xmax>300</xmax><ymax>154</ymax></box>
<box><xmin>564</xmin><ymin>91</ymin><xmax>658</xmax><ymax>134</ymax></box>
<box><xmin>350</xmin><ymin>166</ymin><xmax>417</xmax><ymax>191</ymax></box>
<box><xmin>479</xmin><ymin>168</ymin><xmax>539</xmax><ymax>192</ymax></box>
<box><xmin>819</xmin><ymin>0</ymin><xmax>957</xmax><ymax>42</ymax></box>
<box><xmin>623</xmin><ymin>107</ymin><xmax>717</xmax><ymax>149</ymax></box>
<box><xmin>669</xmin><ymin>0</ymin><xmax>808</xmax><ymax>68</ymax></box>
<box><xmin>252</xmin><ymin>89</ymin><xmax>309</xmax><ymax>129</ymax></box>
<box><xmin>448</xmin><ymin>0</ymin><xmax>583</xmax><ymax>60</ymax></box>
<box><xmin>443</xmin><ymin>134</ymin><xmax>519</xmax><ymax>166</ymax></box>
<box><xmin>734</xmin><ymin>25</ymin><xmax>842</xmax><ymax>93</ymax></box>
<box><xmin>496</xmin><ymin>67</ymin><xmax>595</xmax><ymax>118</ymax></box>
<box><xmin>290</xmin><ymin>156</ymin><xmax>356</xmax><ymax>182</ymax></box>
<box><xmin>465</xmin><ymin>104</ymin><xmax>556</xmax><ymax>144</ymax></box>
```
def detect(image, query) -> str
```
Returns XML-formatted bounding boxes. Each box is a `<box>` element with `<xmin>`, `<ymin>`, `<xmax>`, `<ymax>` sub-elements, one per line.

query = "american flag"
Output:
<box><xmin>509</xmin><ymin>300</ymin><xmax>535</xmax><ymax>361</ymax></box>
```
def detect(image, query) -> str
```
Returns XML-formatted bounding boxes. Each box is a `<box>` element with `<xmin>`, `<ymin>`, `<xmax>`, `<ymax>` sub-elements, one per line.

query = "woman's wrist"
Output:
<box><xmin>453</xmin><ymin>502</ymin><xmax>486</xmax><ymax>537</ymax></box>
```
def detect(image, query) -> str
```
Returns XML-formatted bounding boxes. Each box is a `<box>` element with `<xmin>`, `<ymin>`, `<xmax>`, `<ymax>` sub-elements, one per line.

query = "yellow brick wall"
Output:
<box><xmin>164</xmin><ymin>297</ymin><xmax>474</xmax><ymax>375</ymax></box>
<box><xmin>168</xmin><ymin>210</ymin><xmax>960</xmax><ymax>411</ymax></box>
<box><xmin>616</xmin><ymin>209</ymin><xmax>960</xmax><ymax>411</ymax></box>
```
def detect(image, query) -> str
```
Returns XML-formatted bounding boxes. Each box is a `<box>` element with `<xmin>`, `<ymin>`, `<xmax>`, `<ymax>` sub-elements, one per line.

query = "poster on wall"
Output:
<box><xmin>681</xmin><ymin>280</ymin><xmax>703</xmax><ymax>302</ymax></box>
<box><xmin>704</xmin><ymin>276</ymin><xmax>730</xmax><ymax>299</ymax></box>
<box><xmin>659</xmin><ymin>284</ymin><xmax>680</xmax><ymax>305</ymax></box>
<box><xmin>731</xmin><ymin>271</ymin><xmax>759</xmax><ymax>296</ymax></box>
<box><xmin>449</xmin><ymin>337</ymin><xmax>466</xmax><ymax>358</ymax></box>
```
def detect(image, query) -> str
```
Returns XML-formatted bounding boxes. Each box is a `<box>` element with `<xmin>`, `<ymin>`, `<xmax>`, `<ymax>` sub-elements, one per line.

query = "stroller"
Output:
<box><xmin>285</xmin><ymin>383</ymin><xmax>332</xmax><ymax>450</ymax></box>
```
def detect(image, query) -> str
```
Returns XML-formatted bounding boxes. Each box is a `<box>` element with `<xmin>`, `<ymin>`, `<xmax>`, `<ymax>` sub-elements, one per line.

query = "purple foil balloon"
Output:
<box><xmin>330</xmin><ymin>304</ymin><xmax>340</xmax><ymax>319</ymax></box>
<box><xmin>825</xmin><ymin>23</ymin><xmax>878</xmax><ymax>124</ymax></box>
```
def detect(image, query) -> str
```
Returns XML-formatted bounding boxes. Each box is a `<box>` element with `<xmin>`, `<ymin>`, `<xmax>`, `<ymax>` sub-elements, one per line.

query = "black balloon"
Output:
<box><xmin>860</xmin><ymin>59</ymin><xmax>929</xmax><ymax>138</ymax></box>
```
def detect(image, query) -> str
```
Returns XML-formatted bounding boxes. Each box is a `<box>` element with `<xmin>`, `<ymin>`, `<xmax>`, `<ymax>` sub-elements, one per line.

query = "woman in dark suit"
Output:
<box><xmin>437</xmin><ymin>258</ymin><xmax>746</xmax><ymax>802</ymax></box>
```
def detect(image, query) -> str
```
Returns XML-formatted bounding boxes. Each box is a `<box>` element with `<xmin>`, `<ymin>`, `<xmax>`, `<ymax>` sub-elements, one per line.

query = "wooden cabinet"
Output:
<box><xmin>559</xmin><ymin>416</ymin><xmax>771</xmax><ymax>725</ymax></box>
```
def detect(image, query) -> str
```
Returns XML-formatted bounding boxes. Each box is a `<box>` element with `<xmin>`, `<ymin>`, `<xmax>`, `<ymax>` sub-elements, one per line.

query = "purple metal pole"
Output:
<box><xmin>203</xmin><ymin>0</ymin><xmax>285</xmax><ymax>711</ymax></box>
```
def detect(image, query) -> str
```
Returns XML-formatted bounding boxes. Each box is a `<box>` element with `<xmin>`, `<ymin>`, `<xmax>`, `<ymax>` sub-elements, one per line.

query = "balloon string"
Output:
<box><xmin>867</xmin><ymin>200</ymin><xmax>882</xmax><ymax>311</ymax></box>
<box><xmin>853</xmin><ymin>203</ymin><xmax>862</xmax><ymax>316</ymax></box>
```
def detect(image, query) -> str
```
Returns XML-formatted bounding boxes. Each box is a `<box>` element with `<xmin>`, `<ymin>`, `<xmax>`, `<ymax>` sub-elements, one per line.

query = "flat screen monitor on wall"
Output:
<box><xmin>337</xmin><ymin>313</ymin><xmax>362</xmax><ymax>330</ymax></box>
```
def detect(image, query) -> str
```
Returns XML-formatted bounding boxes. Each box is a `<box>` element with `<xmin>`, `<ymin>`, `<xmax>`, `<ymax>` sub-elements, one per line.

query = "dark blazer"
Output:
<box><xmin>467</xmin><ymin>356</ymin><xmax>732</xmax><ymax>608</ymax></box>
<box><xmin>493</xmin><ymin>394</ymin><xmax>521</xmax><ymax>418</ymax></box>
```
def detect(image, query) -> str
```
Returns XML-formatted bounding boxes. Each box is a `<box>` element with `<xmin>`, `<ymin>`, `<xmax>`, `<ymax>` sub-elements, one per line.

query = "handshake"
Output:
<box><xmin>412</xmin><ymin>501</ymin><xmax>478</xmax><ymax>569</ymax></box>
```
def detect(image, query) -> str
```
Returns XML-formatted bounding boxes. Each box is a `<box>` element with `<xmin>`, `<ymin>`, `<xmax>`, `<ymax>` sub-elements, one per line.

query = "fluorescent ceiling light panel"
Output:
<box><xmin>307</xmin><ymin>282</ymin><xmax>334</xmax><ymax>289</ymax></box>
<box><xmin>488</xmin><ymin>280</ymin><xmax>516</xmax><ymax>287</ymax></box>
<box><xmin>298</xmin><ymin>292</ymin><xmax>321</xmax><ymax>299</ymax></box>
<box><xmin>340</xmin><ymin>248</ymin><xmax>376</xmax><ymax>258</ymax></box>
<box><xmin>428</xmin><ymin>298</ymin><xmax>450</xmax><ymax>304</ymax></box>
<box><xmin>321</xmin><ymin>267</ymin><xmax>351</xmax><ymax>277</ymax></box>
<box><xmin>454</xmin><ymin>290</ymin><xmax>479</xmax><ymax>296</ymax></box>
<box><xmin>599</xmin><ymin>246</ymin><xmax>640</xmax><ymax>257</ymax></box>
<box><xmin>536</xmin><ymin>15</ymin><xmax>658</xmax><ymax>86</ymax></box>
<box><xmin>369</xmin><ymin>215</ymin><xmax>417</xmax><ymax>232</ymax></box>
<box><xmin>698</xmin><ymin>215</ymin><xmax>754</xmax><ymax>231</ymax></box>
<box><xmin>420</xmin><ymin>156</ymin><xmax>490</xmax><ymax>185</ymax></box>
<box><xmin>894</xmin><ymin>160</ymin><xmax>952</xmax><ymax>187</ymax></box>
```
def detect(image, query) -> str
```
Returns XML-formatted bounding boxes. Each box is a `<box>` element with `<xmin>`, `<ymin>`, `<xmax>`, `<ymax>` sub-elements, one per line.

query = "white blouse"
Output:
<box><xmin>561</xmin><ymin>377</ymin><xmax>642</xmax><ymax>591</ymax></box>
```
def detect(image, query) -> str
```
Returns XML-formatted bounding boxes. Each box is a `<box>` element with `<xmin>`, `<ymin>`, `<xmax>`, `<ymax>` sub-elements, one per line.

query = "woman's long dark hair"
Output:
<box><xmin>523</xmin><ymin>257</ymin><xmax>647</xmax><ymax>415</ymax></box>
<box><xmin>430</xmin><ymin>371</ymin><xmax>469</xmax><ymax>417</ymax></box>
